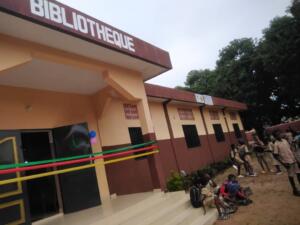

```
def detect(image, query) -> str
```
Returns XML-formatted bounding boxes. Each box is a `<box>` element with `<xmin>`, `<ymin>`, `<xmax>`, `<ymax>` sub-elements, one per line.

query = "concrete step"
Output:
<box><xmin>32</xmin><ymin>191</ymin><xmax>217</xmax><ymax>225</ymax></box>
<box><xmin>94</xmin><ymin>191</ymin><xmax>167</xmax><ymax>225</ymax></box>
<box><xmin>146</xmin><ymin>196</ymin><xmax>191</xmax><ymax>225</ymax></box>
<box><xmin>161</xmin><ymin>206</ymin><xmax>204</xmax><ymax>225</ymax></box>
<box><xmin>120</xmin><ymin>191</ymin><xmax>188</xmax><ymax>225</ymax></box>
<box><xmin>189</xmin><ymin>209</ymin><xmax>218</xmax><ymax>225</ymax></box>
<box><xmin>90</xmin><ymin>191</ymin><xmax>217</xmax><ymax>225</ymax></box>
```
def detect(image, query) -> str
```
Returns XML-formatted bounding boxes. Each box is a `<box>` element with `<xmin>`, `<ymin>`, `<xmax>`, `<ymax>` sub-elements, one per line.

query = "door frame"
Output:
<box><xmin>20</xmin><ymin>129</ymin><xmax>64</xmax><ymax>214</ymax></box>
<box><xmin>0</xmin><ymin>131</ymin><xmax>29</xmax><ymax>225</ymax></box>
<box><xmin>0</xmin><ymin>136</ymin><xmax>22</xmax><ymax>199</ymax></box>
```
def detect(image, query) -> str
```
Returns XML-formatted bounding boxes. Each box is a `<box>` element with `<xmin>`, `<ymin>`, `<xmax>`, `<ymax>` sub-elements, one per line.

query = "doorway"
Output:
<box><xmin>21</xmin><ymin>131</ymin><xmax>60</xmax><ymax>222</ymax></box>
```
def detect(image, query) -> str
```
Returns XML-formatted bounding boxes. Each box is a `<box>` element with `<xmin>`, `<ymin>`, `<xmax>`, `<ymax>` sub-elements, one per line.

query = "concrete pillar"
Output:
<box><xmin>103</xmin><ymin>69</ymin><xmax>166</xmax><ymax>190</ymax></box>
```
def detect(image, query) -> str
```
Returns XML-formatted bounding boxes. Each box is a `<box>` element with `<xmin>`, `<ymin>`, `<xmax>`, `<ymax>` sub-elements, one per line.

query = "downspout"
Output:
<box><xmin>222</xmin><ymin>108</ymin><xmax>233</xmax><ymax>146</ymax></box>
<box><xmin>199</xmin><ymin>106</ymin><xmax>216</xmax><ymax>163</ymax></box>
<box><xmin>162</xmin><ymin>100</ymin><xmax>180</xmax><ymax>172</ymax></box>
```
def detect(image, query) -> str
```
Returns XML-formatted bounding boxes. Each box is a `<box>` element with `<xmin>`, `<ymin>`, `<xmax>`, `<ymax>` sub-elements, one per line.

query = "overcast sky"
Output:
<box><xmin>58</xmin><ymin>0</ymin><xmax>291</xmax><ymax>88</ymax></box>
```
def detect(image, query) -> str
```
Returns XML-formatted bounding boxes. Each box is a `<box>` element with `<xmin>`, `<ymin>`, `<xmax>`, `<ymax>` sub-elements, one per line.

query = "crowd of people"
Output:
<box><xmin>230</xmin><ymin>128</ymin><xmax>300</xmax><ymax>196</ymax></box>
<box><xmin>189</xmin><ymin>127</ymin><xmax>300</xmax><ymax>221</ymax></box>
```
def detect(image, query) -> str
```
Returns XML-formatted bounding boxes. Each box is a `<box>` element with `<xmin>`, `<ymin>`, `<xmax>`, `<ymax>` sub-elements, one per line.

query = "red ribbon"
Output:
<box><xmin>0</xmin><ymin>145</ymin><xmax>157</xmax><ymax>175</ymax></box>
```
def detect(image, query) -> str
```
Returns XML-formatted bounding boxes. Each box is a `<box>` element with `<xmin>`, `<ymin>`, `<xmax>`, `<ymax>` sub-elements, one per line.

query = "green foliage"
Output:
<box><xmin>166</xmin><ymin>159</ymin><xmax>232</xmax><ymax>192</ymax></box>
<box><xmin>215</xmin><ymin>38</ymin><xmax>257</xmax><ymax>103</ymax></box>
<box><xmin>210</xmin><ymin>159</ymin><xmax>232</xmax><ymax>173</ymax></box>
<box><xmin>175</xmin><ymin>86</ymin><xmax>192</xmax><ymax>92</ymax></box>
<box><xmin>290</xmin><ymin>0</ymin><xmax>300</xmax><ymax>19</ymax></box>
<box><xmin>185</xmin><ymin>69</ymin><xmax>218</xmax><ymax>95</ymax></box>
<box><xmin>166</xmin><ymin>172</ymin><xmax>185</xmax><ymax>192</ymax></box>
<box><xmin>258</xmin><ymin>16</ymin><xmax>300</xmax><ymax>120</ymax></box>
<box><xmin>180</xmin><ymin>1</ymin><xmax>300</xmax><ymax>133</ymax></box>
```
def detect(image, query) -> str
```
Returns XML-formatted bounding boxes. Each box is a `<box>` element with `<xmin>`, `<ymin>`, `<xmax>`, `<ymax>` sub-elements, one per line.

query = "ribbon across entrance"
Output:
<box><xmin>0</xmin><ymin>141</ymin><xmax>159</xmax><ymax>186</ymax></box>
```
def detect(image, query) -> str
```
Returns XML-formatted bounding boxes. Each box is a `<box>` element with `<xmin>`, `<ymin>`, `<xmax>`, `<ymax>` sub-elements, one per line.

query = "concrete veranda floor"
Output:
<box><xmin>33</xmin><ymin>192</ymin><xmax>159</xmax><ymax>225</ymax></box>
<box><xmin>33</xmin><ymin>189</ymin><xmax>218</xmax><ymax>225</ymax></box>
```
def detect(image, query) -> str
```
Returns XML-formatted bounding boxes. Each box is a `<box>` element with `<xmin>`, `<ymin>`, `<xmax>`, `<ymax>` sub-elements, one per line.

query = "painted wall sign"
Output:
<box><xmin>229</xmin><ymin>112</ymin><xmax>237</xmax><ymax>120</ymax></box>
<box><xmin>195</xmin><ymin>94</ymin><xmax>213</xmax><ymax>105</ymax></box>
<box><xmin>0</xmin><ymin>0</ymin><xmax>172</xmax><ymax>69</ymax></box>
<box><xmin>124</xmin><ymin>104</ymin><xmax>139</xmax><ymax>120</ymax></box>
<box><xmin>209</xmin><ymin>110</ymin><xmax>220</xmax><ymax>120</ymax></box>
<box><xmin>178</xmin><ymin>108</ymin><xmax>194</xmax><ymax>120</ymax></box>
<box><xmin>30</xmin><ymin>0</ymin><xmax>135</xmax><ymax>52</ymax></box>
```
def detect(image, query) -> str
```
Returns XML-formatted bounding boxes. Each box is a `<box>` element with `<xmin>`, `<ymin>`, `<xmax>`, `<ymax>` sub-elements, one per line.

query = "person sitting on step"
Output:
<box><xmin>200</xmin><ymin>174</ymin><xmax>234</xmax><ymax>220</ymax></box>
<box><xmin>220</xmin><ymin>174</ymin><xmax>253</xmax><ymax>206</ymax></box>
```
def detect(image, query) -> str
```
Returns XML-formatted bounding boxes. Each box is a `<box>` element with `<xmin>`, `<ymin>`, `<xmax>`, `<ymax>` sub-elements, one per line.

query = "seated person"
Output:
<box><xmin>220</xmin><ymin>174</ymin><xmax>253</xmax><ymax>206</ymax></box>
<box><xmin>200</xmin><ymin>174</ymin><xmax>235</xmax><ymax>220</ymax></box>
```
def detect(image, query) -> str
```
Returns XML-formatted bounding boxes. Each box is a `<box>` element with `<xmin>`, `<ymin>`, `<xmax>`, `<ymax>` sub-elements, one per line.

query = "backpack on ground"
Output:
<box><xmin>190</xmin><ymin>185</ymin><xmax>202</xmax><ymax>208</ymax></box>
<box><xmin>189</xmin><ymin>185</ymin><xmax>206</xmax><ymax>214</ymax></box>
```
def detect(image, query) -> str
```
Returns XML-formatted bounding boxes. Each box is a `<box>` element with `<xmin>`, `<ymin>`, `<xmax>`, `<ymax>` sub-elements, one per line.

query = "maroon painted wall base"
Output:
<box><xmin>103</xmin><ymin>144</ymin><xmax>153</xmax><ymax>195</ymax></box>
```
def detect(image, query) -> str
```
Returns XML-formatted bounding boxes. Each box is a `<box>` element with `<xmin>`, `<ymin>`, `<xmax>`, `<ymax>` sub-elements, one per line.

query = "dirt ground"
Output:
<box><xmin>213</xmin><ymin>162</ymin><xmax>300</xmax><ymax>225</ymax></box>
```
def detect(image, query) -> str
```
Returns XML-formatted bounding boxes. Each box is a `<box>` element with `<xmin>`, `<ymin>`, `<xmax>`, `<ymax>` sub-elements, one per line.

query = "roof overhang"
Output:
<box><xmin>0</xmin><ymin>58</ymin><xmax>107</xmax><ymax>95</ymax></box>
<box><xmin>168</xmin><ymin>100</ymin><xmax>202</xmax><ymax>107</ymax></box>
<box><xmin>0</xmin><ymin>0</ymin><xmax>172</xmax><ymax>80</ymax></box>
<box><xmin>145</xmin><ymin>84</ymin><xmax>248</xmax><ymax>111</ymax></box>
<box><xmin>147</xmin><ymin>96</ymin><xmax>168</xmax><ymax>103</ymax></box>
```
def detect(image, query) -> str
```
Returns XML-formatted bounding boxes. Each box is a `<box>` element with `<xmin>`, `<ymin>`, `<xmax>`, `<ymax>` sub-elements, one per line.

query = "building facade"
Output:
<box><xmin>0</xmin><ymin>1</ymin><xmax>246</xmax><ymax>224</ymax></box>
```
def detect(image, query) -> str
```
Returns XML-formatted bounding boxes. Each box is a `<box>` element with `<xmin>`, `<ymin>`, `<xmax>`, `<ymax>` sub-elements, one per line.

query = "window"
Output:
<box><xmin>128</xmin><ymin>127</ymin><xmax>146</xmax><ymax>160</ymax></box>
<box><xmin>233</xmin><ymin>123</ymin><xmax>242</xmax><ymax>139</ymax></box>
<box><xmin>209</xmin><ymin>110</ymin><xmax>220</xmax><ymax>120</ymax></box>
<box><xmin>178</xmin><ymin>108</ymin><xmax>194</xmax><ymax>120</ymax></box>
<box><xmin>213</xmin><ymin>124</ymin><xmax>225</xmax><ymax>142</ymax></box>
<box><xmin>124</xmin><ymin>104</ymin><xmax>139</xmax><ymax>120</ymax></box>
<box><xmin>182</xmin><ymin>125</ymin><xmax>201</xmax><ymax>148</ymax></box>
<box><xmin>230</xmin><ymin>112</ymin><xmax>237</xmax><ymax>120</ymax></box>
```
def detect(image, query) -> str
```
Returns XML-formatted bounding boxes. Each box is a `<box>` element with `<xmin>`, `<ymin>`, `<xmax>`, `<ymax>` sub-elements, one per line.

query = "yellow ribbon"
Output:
<box><xmin>0</xmin><ymin>150</ymin><xmax>159</xmax><ymax>186</ymax></box>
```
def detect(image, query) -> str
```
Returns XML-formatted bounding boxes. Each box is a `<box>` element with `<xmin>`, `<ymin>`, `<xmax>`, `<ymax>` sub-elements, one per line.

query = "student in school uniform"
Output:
<box><xmin>266</xmin><ymin>135</ymin><xmax>282</xmax><ymax>174</ymax></box>
<box><xmin>273</xmin><ymin>130</ymin><xmax>300</xmax><ymax>197</ymax></box>
<box><xmin>251</xmin><ymin>129</ymin><xmax>271</xmax><ymax>173</ymax></box>
<box><xmin>230</xmin><ymin>144</ymin><xmax>245</xmax><ymax>177</ymax></box>
<box><xmin>237</xmin><ymin>140</ymin><xmax>256</xmax><ymax>177</ymax></box>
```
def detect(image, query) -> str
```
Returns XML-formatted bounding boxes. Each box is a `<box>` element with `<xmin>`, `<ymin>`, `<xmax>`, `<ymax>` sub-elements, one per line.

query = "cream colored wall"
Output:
<box><xmin>0</xmin><ymin>85</ymin><xmax>110</xmax><ymax>201</ymax></box>
<box><xmin>0</xmin><ymin>34</ymin><xmax>137</xmax><ymax>75</ymax></box>
<box><xmin>202</xmin><ymin>108</ymin><xmax>229</xmax><ymax>134</ymax></box>
<box><xmin>0</xmin><ymin>33</ymin><xmax>160</xmax><ymax>200</ymax></box>
<box><xmin>0</xmin><ymin>41</ymin><xmax>32</xmax><ymax>72</ymax></box>
<box><xmin>98</xmin><ymin>96</ymin><xmax>141</xmax><ymax>146</ymax></box>
<box><xmin>148</xmin><ymin>102</ymin><xmax>170</xmax><ymax>141</ymax></box>
<box><xmin>104</xmin><ymin>70</ymin><xmax>154</xmax><ymax>136</ymax></box>
<box><xmin>0</xmin><ymin>34</ymin><xmax>155</xmax><ymax>137</ymax></box>
<box><xmin>224</xmin><ymin>110</ymin><xmax>244</xmax><ymax>132</ymax></box>
<box><xmin>167</xmin><ymin>104</ymin><xmax>206</xmax><ymax>139</ymax></box>
<box><xmin>0</xmin><ymin>85</ymin><xmax>96</xmax><ymax>129</ymax></box>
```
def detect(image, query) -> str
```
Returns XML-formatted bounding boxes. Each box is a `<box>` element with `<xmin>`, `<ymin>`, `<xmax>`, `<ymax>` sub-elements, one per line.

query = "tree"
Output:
<box><xmin>180</xmin><ymin>1</ymin><xmax>300</xmax><ymax>133</ymax></box>
<box><xmin>184</xmin><ymin>69</ymin><xmax>217</xmax><ymax>95</ymax></box>
<box><xmin>290</xmin><ymin>0</ymin><xmax>300</xmax><ymax>19</ymax></box>
<box><xmin>258</xmin><ymin>16</ymin><xmax>300</xmax><ymax>120</ymax></box>
<box><xmin>214</xmin><ymin>38</ymin><xmax>257</xmax><ymax>104</ymax></box>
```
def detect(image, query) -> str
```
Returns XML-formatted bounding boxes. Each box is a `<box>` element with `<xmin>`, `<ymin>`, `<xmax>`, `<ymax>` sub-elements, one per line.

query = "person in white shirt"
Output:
<box><xmin>273</xmin><ymin>130</ymin><xmax>300</xmax><ymax>197</ymax></box>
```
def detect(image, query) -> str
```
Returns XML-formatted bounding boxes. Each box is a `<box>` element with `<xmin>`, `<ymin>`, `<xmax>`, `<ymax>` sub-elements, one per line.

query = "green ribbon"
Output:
<box><xmin>0</xmin><ymin>141</ymin><xmax>156</xmax><ymax>170</ymax></box>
